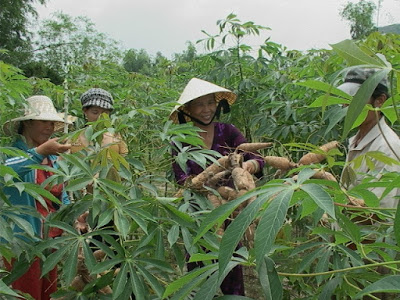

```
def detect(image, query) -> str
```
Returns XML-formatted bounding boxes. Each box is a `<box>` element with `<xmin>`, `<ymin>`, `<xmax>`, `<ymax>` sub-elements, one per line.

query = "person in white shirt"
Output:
<box><xmin>339</xmin><ymin>67</ymin><xmax>400</xmax><ymax>209</ymax></box>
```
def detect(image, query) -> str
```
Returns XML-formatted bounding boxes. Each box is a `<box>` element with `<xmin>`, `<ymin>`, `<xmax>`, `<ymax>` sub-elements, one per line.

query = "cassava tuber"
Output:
<box><xmin>264</xmin><ymin>156</ymin><xmax>296</xmax><ymax>170</ymax></box>
<box><xmin>298</xmin><ymin>141</ymin><xmax>339</xmax><ymax>165</ymax></box>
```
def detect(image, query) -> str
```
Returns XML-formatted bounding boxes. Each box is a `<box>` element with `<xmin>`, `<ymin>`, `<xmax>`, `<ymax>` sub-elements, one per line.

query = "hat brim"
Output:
<box><xmin>169</xmin><ymin>91</ymin><xmax>237</xmax><ymax>124</ymax></box>
<box><xmin>3</xmin><ymin>113</ymin><xmax>72</xmax><ymax>136</ymax></box>
<box><xmin>337</xmin><ymin>82</ymin><xmax>361</xmax><ymax>97</ymax></box>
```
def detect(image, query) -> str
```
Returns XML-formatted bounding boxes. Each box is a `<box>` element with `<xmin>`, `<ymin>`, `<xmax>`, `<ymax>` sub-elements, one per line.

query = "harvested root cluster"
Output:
<box><xmin>187</xmin><ymin>143</ymin><xmax>273</xmax><ymax>246</ymax></box>
<box><xmin>70</xmin><ymin>249</ymin><xmax>116</xmax><ymax>294</ymax></box>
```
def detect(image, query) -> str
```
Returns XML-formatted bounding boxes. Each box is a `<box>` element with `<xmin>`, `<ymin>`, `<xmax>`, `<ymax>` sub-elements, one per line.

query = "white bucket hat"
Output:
<box><xmin>169</xmin><ymin>78</ymin><xmax>237</xmax><ymax>124</ymax></box>
<box><xmin>3</xmin><ymin>95</ymin><xmax>71</xmax><ymax>135</ymax></box>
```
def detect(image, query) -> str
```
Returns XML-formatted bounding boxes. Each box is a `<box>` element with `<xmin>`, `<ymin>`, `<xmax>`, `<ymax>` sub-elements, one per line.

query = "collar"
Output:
<box><xmin>349</xmin><ymin>117</ymin><xmax>388</xmax><ymax>150</ymax></box>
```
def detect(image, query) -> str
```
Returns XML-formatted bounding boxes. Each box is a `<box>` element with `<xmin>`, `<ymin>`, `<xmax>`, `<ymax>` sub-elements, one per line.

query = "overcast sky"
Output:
<box><xmin>35</xmin><ymin>0</ymin><xmax>400</xmax><ymax>58</ymax></box>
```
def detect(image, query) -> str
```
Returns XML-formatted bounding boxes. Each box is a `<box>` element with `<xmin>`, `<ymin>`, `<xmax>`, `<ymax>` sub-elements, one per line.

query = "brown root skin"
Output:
<box><xmin>207</xmin><ymin>170</ymin><xmax>231</xmax><ymax>188</ymax></box>
<box><xmin>217</xmin><ymin>186</ymin><xmax>238</xmax><ymax>201</ymax></box>
<box><xmin>190</xmin><ymin>156</ymin><xmax>229</xmax><ymax>190</ymax></box>
<box><xmin>228</xmin><ymin>152</ymin><xmax>243</xmax><ymax>169</ymax></box>
<box><xmin>207</xmin><ymin>193</ymin><xmax>222</xmax><ymax>208</ymax></box>
<box><xmin>311</xmin><ymin>170</ymin><xmax>337</xmax><ymax>182</ymax></box>
<box><xmin>93</xmin><ymin>249</ymin><xmax>106</xmax><ymax>261</ymax></box>
<box><xmin>71</xmin><ymin>275</ymin><xmax>86</xmax><ymax>291</ymax></box>
<box><xmin>231</xmin><ymin>167</ymin><xmax>256</xmax><ymax>191</ymax></box>
<box><xmin>264</xmin><ymin>156</ymin><xmax>296</xmax><ymax>170</ymax></box>
<box><xmin>236</xmin><ymin>142</ymin><xmax>273</xmax><ymax>152</ymax></box>
<box><xmin>298</xmin><ymin>141</ymin><xmax>339</xmax><ymax>165</ymax></box>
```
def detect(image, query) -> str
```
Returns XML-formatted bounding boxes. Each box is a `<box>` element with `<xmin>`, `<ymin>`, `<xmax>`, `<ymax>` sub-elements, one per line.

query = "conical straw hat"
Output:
<box><xmin>3</xmin><ymin>95</ymin><xmax>72</xmax><ymax>135</ymax></box>
<box><xmin>170</xmin><ymin>78</ymin><xmax>236</xmax><ymax>124</ymax></box>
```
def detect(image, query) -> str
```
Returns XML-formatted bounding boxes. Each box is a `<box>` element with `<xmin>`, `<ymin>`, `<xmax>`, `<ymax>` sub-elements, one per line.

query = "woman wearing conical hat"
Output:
<box><xmin>170</xmin><ymin>78</ymin><xmax>264</xmax><ymax>296</ymax></box>
<box><xmin>2</xmin><ymin>95</ymin><xmax>71</xmax><ymax>299</ymax></box>
<box><xmin>170</xmin><ymin>78</ymin><xmax>264</xmax><ymax>185</ymax></box>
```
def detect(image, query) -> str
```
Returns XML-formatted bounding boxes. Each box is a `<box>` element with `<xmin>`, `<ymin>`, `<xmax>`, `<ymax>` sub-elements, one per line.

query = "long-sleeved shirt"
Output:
<box><xmin>3</xmin><ymin>138</ymin><xmax>69</xmax><ymax>239</ymax></box>
<box><xmin>341</xmin><ymin>117</ymin><xmax>400</xmax><ymax>208</ymax></box>
<box><xmin>172</xmin><ymin>122</ymin><xmax>265</xmax><ymax>184</ymax></box>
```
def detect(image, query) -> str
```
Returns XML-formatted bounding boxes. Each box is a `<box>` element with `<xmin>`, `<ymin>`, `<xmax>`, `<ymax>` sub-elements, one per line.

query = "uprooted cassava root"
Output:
<box><xmin>190</xmin><ymin>156</ymin><xmax>229</xmax><ymax>190</ymax></box>
<box><xmin>264</xmin><ymin>156</ymin><xmax>296</xmax><ymax>170</ymax></box>
<box><xmin>236</xmin><ymin>142</ymin><xmax>273</xmax><ymax>152</ymax></box>
<box><xmin>207</xmin><ymin>170</ymin><xmax>231</xmax><ymax>189</ymax></box>
<box><xmin>217</xmin><ymin>186</ymin><xmax>238</xmax><ymax>201</ymax></box>
<box><xmin>298</xmin><ymin>141</ymin><xmax>339</xmax><ymax>165</ymax></box>
<box><xmin>231</xmin><ymin>167</ymin><xmax>256</xmax><ymax>191</ymax></box>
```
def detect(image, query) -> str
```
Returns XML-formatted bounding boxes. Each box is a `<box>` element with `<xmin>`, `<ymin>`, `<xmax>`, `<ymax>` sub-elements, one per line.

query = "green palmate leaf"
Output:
<box><xmin>136</xmin><ymin>264</ymin><xmax>165</xmax><ymax>297</ymax></box>
<box><xmin>342</xmin><ymin>68</ymin><xmax>391</xmax><ymax>139</ymax></box>
<box><xmin>61</xmin><ymin>152</ymin><xmax>93</xmax><ymax>176</ymax></box>
<box><xmin>24</xmin><ymin>182</ymin><xmax>61</xmax><ymax>204</ymax></box>
<box><xmin>309</xmin><ymin>94</ymin><xmax>350</xmax><ymax>108</ymax></box>
<box><xmin>64</xmin><ymin>177</ymin><xmax>93</xmax><ymax>192</ymax></box>
<box><xmin>42</xmin><ymin>245</ymin><xmax>70</xmax><ymax>276</ymax></box>
<box><xmin>324</xmin><ymin>106</ymin><xmax>348</xmax><ymax>136</ymax></box>
<box><xmin>9</xmin><ymin>215</ymin><xmax>35</xmax><ymax>238</ymax></box>
<box><xmin>215</xmin><ymin>296</ymin><xmax>255</xmax><ymax>300</ymax></box>
<box><xmin>82</xmin><ymin>240</ymin><xmax>96</xmax><ymax>271</ymax></box>
<box><xmin>161</xmin><ymin>202</ymin><xmax>195</xmax><ymax>227</ymax></box>
<box><xmin>135</xmin><ymin>258</ymin><xmax>173</xmax><ymax>272</ymax></box>
<box><xmin>219</xmin><ymin>191</ymin><xmax>273</xmax><ymax>279</ymax></box>
<box><xmin>315</xmin><ymin>248</ymin><xmax>332</xmax><ymax>284</ymax></box>
<box><xmin>318</xmin><ymin>276</ymin><xmax>341</xmax><ymax>300</ymax></box>
<box><xmin>354</xmin><ymin>275</ymin><xmax>400</xmax><ymax>298</ymax></box>
<box><xmin>167</xmin><ymin>224</ymin><xmax>180</xmax><ymax>247</ymax></box>
<box><xmin>63</xmin><ymin>242</ymin><xmax>79</xmax><ymax>285</ymax></box>
<box><xmin>298</xmin><ymin>246</ymin><xmax>325</xmax><ymax>273</ymax></box>
<box><xmin>189</xmin><ymin>253</ymin><xmax>218</xmax><ymax>262</ymax></box>
<box><xmin>0</xmin><ymin>280</ymin><xmax>22</xmax><ymax>297</ymax></box>
<box><xmin>258</xmin><ymin>256</ymin><xmax>282</xmax><ymax>300</ymax></box>
<box><xmin>114</xmin><ymin>211</ymin><xmax>130</xmax><ymax>239</ymax></box>
<box><xmin>193</xmin><ymin>262</ymin><xmax>240</xmax><ymax>300</ymax></box>
<box><xmin>163</xmin><ymin>264</ymin><xmax>216</xmax><ymax>298</ymax></box>
<box><xmin>124</xmin><ymin>210</ymin><xmax>148</xmax><ymax>234</ymax></box>
<box><xmin>91</xmin><ymin>258</ymin><xmax>124</xmax><ymax>275</ymax></box>
<box><xmin>194</xmin><ymin>189</ymin><xmax>269</xmax><ymax>243</ymax></box>
<box><xmin>170</xmin><ymin>266</ymin><xmax>217</xmax><ymax>300</ymax></box>
<box><xmin>300</xmin><ymin>183</ymin><xmax>335</xmax><ymax>219</ymax></box>
<box><xmin>112</xmin><ymin>263</ymin><xmax>128</xmax><ymax>300</ymax></box>
<box><xmin>255</xmin><ymin>188</ymin><xmax>293</xmax><ymax>267</ymax></box>
<box><xmin>330</xmin><ymin>40</ymin><xmax>387</xmax><ymax>67</ymax></box>
<box><xmin>338</xmin><ymin>213</ymin><xmax>361</xmax><ymax>244</ymax></box>
<box><xmin>394</xmin><ymin>201</ymin><xmax>400</xmax><ymax>247</ymax></box>
<box><xmin>97</xmin><ymin>178</ymin><xmax>129</xmax><ymax>198</ymax></box>
<box><xmin>46</xmin><ymin>220</ymin><xmax>78</xmax><ymax>235</ymax></box>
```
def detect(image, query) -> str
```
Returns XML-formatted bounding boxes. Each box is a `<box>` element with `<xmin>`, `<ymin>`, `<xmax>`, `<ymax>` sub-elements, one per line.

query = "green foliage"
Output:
<box><xmin>1</xmin><ymin>11</ymin><xmax>400</xmax><ymax>299</ymax></box>
<box><xmin>340</xmin><ymin>0</ymin><xmax>377</xmax><ymax>40</ymax></box>
<box><xmin>0</xmin><ymin>0</ymin><xmax>46</xmax><ymax>66</ymax></box>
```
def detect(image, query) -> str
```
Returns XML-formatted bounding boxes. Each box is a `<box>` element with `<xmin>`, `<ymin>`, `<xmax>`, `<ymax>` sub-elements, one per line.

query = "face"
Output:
<box><xmin>83</xmin><ymin>106</ymin><xmax>111</xmax><ymax>122</ymax></box>
<box><xmin>23</xmin><ymin>120</ymin><xmax>55</xmax><ymax>147</ymax></box>
<box><xmin>186</xmin><ymin>94</ymin><xmax>217</xmax><ymax>125</ymax></box>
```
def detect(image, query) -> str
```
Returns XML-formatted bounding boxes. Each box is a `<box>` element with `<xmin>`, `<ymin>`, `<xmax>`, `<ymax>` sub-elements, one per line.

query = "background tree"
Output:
<box><xmin>0</xmin><ymin>0</ymin><xmax>45</xmax><ymax>66</ymax></box>
<box><xmin>34</xmin><ymin>12</ymin><xmax>122</xmax><ymax>75</ymax></box>
<box><xmin>122</xmin><ymin>48</ymin><xmax>153</xmax><ymax>75</ymax></box>
<box><xmin>340</xmin><ymin>0</ymin><xmax>377</xmax><ymax>39</ymax></box>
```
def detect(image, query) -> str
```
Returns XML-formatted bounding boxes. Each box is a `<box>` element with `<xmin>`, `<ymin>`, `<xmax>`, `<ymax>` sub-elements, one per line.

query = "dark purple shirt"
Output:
<box><xmin>172</xmin><ymin>122</ymin><xmax>265</xmax><ymax>184</ymax></box>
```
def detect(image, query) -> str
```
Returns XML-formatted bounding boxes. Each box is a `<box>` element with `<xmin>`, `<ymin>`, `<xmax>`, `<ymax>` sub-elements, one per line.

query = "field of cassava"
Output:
<box><xmin>1</xmin><ymin>12</ymin><xmax>400</xmax><ymax>300</ymax></box>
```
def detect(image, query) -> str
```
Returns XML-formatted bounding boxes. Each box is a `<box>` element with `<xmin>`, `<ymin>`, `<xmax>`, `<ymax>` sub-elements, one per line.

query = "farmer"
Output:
<box><xmin>170</xmin><ymin>78</ymin><xmax>265</xmax><ymax>296</ymax></box>
<box><xmin>72</xmin><ymin>88</ymin><xmax>127</xmax><ymax>260</ymax></box>
<box><xmin>339</xmin><ymin>67</ymin><xmax>400</xmax><ymax>209</ymax></box>
<box><xmin>2</xmin><ymin>95</ymin><xmax>71</xmax><ymax>299</ymax></box>
<box><xmin>70</xmin><ymin>87</ymin><xmax>128</xmax><ymax>156</ymax></box>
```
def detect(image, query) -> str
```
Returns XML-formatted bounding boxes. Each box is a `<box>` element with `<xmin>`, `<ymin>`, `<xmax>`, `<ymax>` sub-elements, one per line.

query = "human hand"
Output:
<box><xmin>36</xmin><ymin>138</ymin><xmax>71</xmax><ymax>156</ymax></box>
